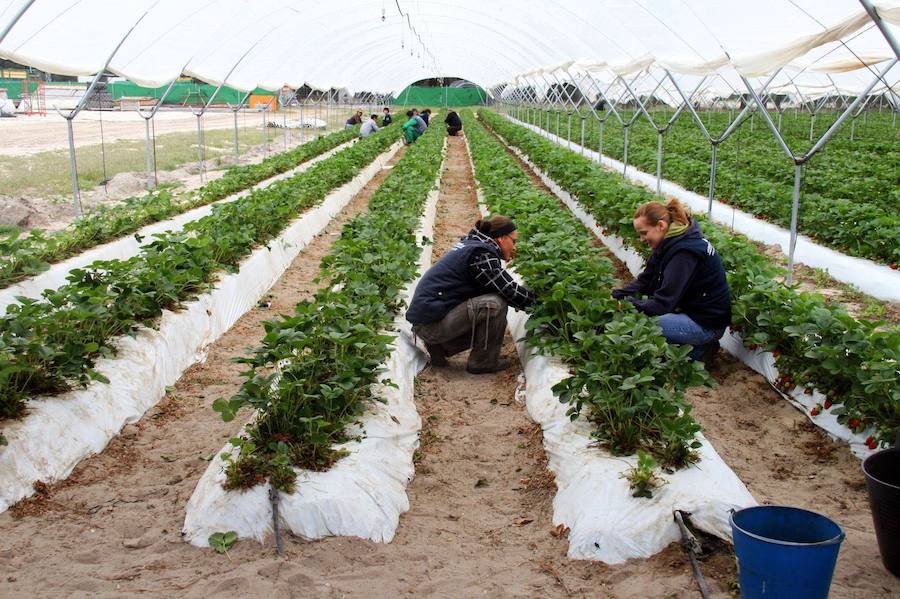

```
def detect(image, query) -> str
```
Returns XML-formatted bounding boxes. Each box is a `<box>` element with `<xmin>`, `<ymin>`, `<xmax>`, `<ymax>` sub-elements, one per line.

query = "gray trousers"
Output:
<box><xmin>412</xmin><ymin>294</ymin><xmax>508</xmax><ymax>370</ymax></box>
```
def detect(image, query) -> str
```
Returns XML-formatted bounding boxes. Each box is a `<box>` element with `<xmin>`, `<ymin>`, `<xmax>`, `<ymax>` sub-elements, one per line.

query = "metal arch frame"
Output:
<box><xmin>860</xmin><ymin>0</ymin><xmax>900</xmax><ymax>59</ymax></box>
<box><xmin>615</xmin><ymin>70</ymin><xmax>706</xmax><ymax>196</ymax></box>
<box><xmin>739</xmin><ymin>57</ymin><xmax>898</xmax><ymax>282</ymax></box>
<box><xmin>667</xmin><ymin>70</ymin><xmax>782</xmax><ymax>218</ymax></box>
<box><xmin>136</xmin><ymin>75</ymin><xmax>181</xmax><ymax>190</ymax></box>
<box><xmin>47</xmin><ymin>2</ymin><xmax>160</xmax><ymax>217</ymax></box>
<box><xmin>0</xmin><ymin>0</ymin><xmax>36</xmax><ymax>46</ymax></box>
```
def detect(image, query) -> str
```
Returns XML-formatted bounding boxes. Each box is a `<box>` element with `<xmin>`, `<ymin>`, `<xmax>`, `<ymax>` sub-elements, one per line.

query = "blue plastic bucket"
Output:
<box><xmin>730</xmin><ymin>505</ymin><xmax>845</xmax><ymax>598</ymax></box>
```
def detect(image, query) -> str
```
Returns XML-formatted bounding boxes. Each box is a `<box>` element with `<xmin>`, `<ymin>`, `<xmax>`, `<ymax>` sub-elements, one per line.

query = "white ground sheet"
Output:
<box><xmin>494</xmin><ymin>127</ymin><xmax>876</xmax><ymax>460</ymax></box>
<box><xmin>464</xmin><ymin>136</ymin><xmax>755</xmax><ymax>563</ymax></box>
<box><xmin>506</xmin><ymin>115</ymin><xmax>900</xmax><ymax>303</ymax></box>
<box><xmin>0</xmin><ymin>140</ymin><xmax>403</xmax><ymax>513</ymax></box>
<box><xmin>182</xmin><ymin>140</ymin><xmax>447</xmax><ymax>547</ymax></box>
<box><xmin>0</xmin><ymin>137</ymin><xmax>357</xmax><ymax>314</ymax></box>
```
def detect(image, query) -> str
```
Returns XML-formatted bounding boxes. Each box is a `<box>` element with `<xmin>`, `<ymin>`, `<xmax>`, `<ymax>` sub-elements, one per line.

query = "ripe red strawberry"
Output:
<box><xmin>891</xmin><ymin>263</ymin><xmax>898</xmax><ymax>270</ymax></box>
<box><xmin>848</xmin><ymin>418</ymin><xmax>861</xmax><ymax>429</ymax></box>
<box><xmin>823</xmin><ymin>399</ymin><xmax>832</xmax><ymax>409</ymax></box>
<box><xmin>865</xmin><ymin>436</ymin><xmax>878</xmax><ymax>450</ymax></box>
<box><xmin>749</xmin><ymin>343</ymin><xmax>758</xmax><ymax>351</ymax></box>
<box><xmin>810</xmin><ymin>406</ymin><xmax>820</xmax><ymax>416</ymax></box>
<box><xmin>773</xmin><ymin>349</ymin><xmax>782</xmax><ymax>358</ymax></box>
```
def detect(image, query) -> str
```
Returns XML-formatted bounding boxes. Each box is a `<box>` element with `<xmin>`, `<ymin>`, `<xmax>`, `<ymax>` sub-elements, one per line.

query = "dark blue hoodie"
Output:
<box><xmin>618</xmin><ymin>219</ymin><xmax>731</xmax><ymax>330</ymax></box>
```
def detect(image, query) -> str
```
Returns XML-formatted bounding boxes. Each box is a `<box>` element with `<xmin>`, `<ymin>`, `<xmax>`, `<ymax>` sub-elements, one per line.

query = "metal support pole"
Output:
<box><xmin>809</xmin><ymin>113</ymin><xmax>816</xmax><ymax>143</ymax></box>
<box><xmin>786</xmin><ymin>165</ymin><xmax>802</xmax><ymax>285</ymax></box>
<box><xmin>708</xmin><ymin>143</ymin><xmax>718</xmax><ymax>216</ymax></box>
<box><xmin>262</xmin><ymin>105</ymin><xmax>268</xmax><ymax>158</ymax></box>
<box><xmin>860</xmin><ymin>0</ymin><xmax>900</xmax><ymax>59</ymax></box>
<box><xmin>599</xmin><ymin>119</ymin><xmax>604</xmax><ymax>157</ymax></box>
<box><xmin>196</xmin><ymin>113</ymin><xmax>205</xmax><ymax>180</ymax></box>
<box><xmin>144</xmin><ymin>118</ymin><xmax>153</xmax><ymax>189</ymax></box>
<box><xmin>656</xmin><ymin>130</ymin><xmax>663</xmax><ymax>197</ymax></box>
<box><xmin>566</xmin><ymin>112</ymin><xmax>572</xmax><ymax>147</ymax></box>
<box><xmin>556</xmin><ymin>111</ymin><xmax>560</xmax><ymax>137</ymax></box>
<box><xmin>623</xmin><ymin>126</ymin><xmax>630</xmax><ymax>176</ymax></box>
<box><xmin>137</xmin><ymin>75</ymin><xmax>179</xmax><ymax>189</ymax></box>
<box><xmin>580</xmin><ymin>116</ymin><xmax>585</xmax><ymax>155</ymax></box>
<box><xmin>65</xmin><ymin>119</ymin><xmax>82</xmax><ymax>216</ymax></box>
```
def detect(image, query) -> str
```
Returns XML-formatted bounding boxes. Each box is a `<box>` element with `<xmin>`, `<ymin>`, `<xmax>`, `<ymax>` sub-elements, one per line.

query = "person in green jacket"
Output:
<box><xmin>402</xmin><ymin>109</ymin><xmax>420</xmax><ymax>144</ymax></box>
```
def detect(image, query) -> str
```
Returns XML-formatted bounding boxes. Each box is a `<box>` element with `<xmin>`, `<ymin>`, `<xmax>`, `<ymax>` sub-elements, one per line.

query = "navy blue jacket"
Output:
<box><xmin>406</xmin><ymin>230</ymin><xmax>534</xmax><ymax>325</ymax></box>
<box><xmin>617</xmin><ymin>219</ymin><xmax>731</xmax><ymax>330</ymax></box>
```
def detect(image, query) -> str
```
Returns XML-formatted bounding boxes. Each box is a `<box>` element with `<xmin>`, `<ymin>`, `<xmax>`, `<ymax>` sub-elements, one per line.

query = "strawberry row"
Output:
<box><xmin>208</xmin><ymin>122</ymin><xmax>446</xmax><ymax>491</ymax></box>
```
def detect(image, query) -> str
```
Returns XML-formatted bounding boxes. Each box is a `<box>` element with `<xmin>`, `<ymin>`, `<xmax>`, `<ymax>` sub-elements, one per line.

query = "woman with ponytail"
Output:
<box><xmin>612</xmin><ymin>199</ymin><xmax>731</xmax><ymax>361</ymax></box>
<box><xmin>406</xmin><ymin>215</ymin><xmax>535</xmax><ymax>374</ymax></box>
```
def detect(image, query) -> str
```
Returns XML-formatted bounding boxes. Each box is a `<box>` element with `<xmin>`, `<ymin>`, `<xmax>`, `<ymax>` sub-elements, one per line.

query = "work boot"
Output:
<box><xmin>466</xmin><ymin>359</ymin><xmax>512</xmax><ymax>375</ymax></box>
<box><xmin>425</xmin><ymin>343</ymin><xmax>449</xmax><ymax>367</ymax></box>
<box><xmin>701</xmin><ymin>341</ymin><xmax>720</xmax><ymax>372</ymax></box>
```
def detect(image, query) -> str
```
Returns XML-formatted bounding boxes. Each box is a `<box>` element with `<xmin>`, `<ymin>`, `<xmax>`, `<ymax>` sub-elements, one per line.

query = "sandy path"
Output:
<box><xmin>4</xmin><ymin>127</ymin><xmax>336</xmax><ymax>233</ymax></box>
<box><xmin>0</xmin><ymin>146</ymin><xmax>406</xmax><ymax>598</ymax></box>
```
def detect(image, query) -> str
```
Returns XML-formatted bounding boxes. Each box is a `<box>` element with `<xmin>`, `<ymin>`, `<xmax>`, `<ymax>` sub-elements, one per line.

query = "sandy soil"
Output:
<box><xmin>0</xmin><ymin>126</ymin><xmax>331</xmax><ymax>233</ymax></box>
<box><xmin>0</xmin><ymin>111</ymin><xmax>242</xmax><ymax>157</ymax></box>
<box><xmin>691</xmin><ymin>356</ymin><xmax>900</xmax><ymax>598</ymax></box>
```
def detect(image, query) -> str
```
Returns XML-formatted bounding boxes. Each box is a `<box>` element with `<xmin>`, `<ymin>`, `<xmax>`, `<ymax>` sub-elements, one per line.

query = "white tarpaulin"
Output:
<box><xmin>0</xmin><ymin>140</ymin><xmax>402</xmax><ymax>513</ymax></box>
<box><xmin>1</xmin><ymin>1</ymin><xmax>898</xmax><ymax>95</ymax></box>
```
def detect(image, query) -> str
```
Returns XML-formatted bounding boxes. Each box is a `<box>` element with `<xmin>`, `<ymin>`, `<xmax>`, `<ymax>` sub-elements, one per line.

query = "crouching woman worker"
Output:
<box><xmin>406</xmin><ymin>215</ymin><xmax>536</xmax><ymax>374</ymax></box>
<box><xmin>612</xmin><ymin>199</ymin><xmax>731</xmax><ymax>360</ymax></box>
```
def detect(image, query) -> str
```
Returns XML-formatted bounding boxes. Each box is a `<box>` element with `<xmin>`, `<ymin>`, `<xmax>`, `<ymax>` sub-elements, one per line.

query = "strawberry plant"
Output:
<box><xmin>482</xmin><ymin>109</ymin><xmax>900</xmax><ymax>448</ymax></box>
<box><xmin>622</xmin><ymin>451</ymin><xmax>666</xmax><ymax>498</ymax></box>
<box><xmin>465</xmin><ymin>111</ymin><xmax>709</xmax><ymax>468</ymax></box>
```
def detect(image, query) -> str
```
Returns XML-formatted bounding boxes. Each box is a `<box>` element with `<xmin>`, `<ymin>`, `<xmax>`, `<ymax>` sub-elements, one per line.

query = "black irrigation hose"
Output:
<box><xmin>674</xmin><ymin>510</ymin><xmax>711</xmax><ymax>599</ymax></box>
<box><xmin>269</xmin><ymin>485</ymin><xmax>284</xmax><ymax>555</ymax></box>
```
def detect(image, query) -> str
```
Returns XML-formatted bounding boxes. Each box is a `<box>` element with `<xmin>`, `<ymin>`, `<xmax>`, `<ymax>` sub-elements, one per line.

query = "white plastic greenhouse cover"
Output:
<box><xmin>1</xmin><ymin>0</ymin><xmax>898</xmax><ymax>95</ymax></box>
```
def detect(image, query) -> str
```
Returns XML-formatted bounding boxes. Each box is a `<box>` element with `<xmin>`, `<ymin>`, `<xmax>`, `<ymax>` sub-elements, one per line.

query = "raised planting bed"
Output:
<box><xmin>464</xmin><ymin>111</ymin><xmax>755</xmax><ymax>562</ymax></box>
<box><xmin>0</xmin><ymin>130</ymin><xmax>404</xmax><ymax>511</ymax></box>
<box><xmin>183</xmin><ymin>126</ymin><xmax>447</xmax><ymax>546</ymax></box>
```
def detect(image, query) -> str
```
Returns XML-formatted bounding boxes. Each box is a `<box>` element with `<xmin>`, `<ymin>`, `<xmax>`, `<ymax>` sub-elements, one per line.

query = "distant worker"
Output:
<box><xmin>612</xmin><ymin>199</ymin><xmax>731</xmax><ymax>362</ymax></box>
<box><xmin>420</xmin><ymin>108</ymin><xmax>432</xmax><ymax>125</ymax></box>
<box><xmin>402</xmin><ymin>110</ymin><xmax>421</xmax><ymax>144</ymax></box>
<box><xmin>406</xmin><ymin>215</ymin><xmax>536</xmax><ymax>374</ymax></box>
<box><xmin>412</xmin><ymin>108</ymin><xmax>428</xmax><ymax>135</ymax></box>
<box><xmin>445</xmin><ymin>110</ymin><xmax>463</xmax><ymax>136</ymax></box>
<box><xmin>382</xmin><ymin>107</ymin><xmax>393</xmax><ymax>126</ymax></box>
<box><xmin>344</xmin><ymin>110</ymin><xmax>363</xmax><ymax>129</ymax></box>
<box><xmin>360</xmin><ymin>114</ymin><xmax>380</xmax><ymax>138</ymax></box>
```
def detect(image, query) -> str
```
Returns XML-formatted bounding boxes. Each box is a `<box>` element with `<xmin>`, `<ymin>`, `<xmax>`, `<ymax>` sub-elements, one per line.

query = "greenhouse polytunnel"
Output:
<box><xmin>0</xmin><ymin>0</ymin><xmax>898</xmax><ymax>596</ymax></box>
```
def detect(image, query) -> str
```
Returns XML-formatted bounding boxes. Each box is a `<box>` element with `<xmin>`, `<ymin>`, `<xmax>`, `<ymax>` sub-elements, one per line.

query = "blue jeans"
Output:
<box><xmin>656</xmin><ymin>313</ymin><xmax>724</xmax><ymax>360</ymax></box>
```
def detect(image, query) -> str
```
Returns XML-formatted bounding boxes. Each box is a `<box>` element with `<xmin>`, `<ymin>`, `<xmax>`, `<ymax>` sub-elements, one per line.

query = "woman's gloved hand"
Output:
<box><xmin>611</xmin><ymin>288</ymin><xmax>629</xmax><ymax>300</ymax></box>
